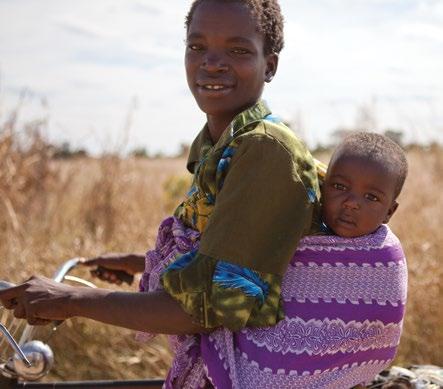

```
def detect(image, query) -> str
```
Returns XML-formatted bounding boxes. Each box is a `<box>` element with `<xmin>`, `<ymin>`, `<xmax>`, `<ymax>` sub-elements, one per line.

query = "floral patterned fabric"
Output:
<box><xmin>139</xmin><ymin>220</ymin><xmax>407</xmax><ymax>389</ymax></box>
<box><xmin>200</xmin><ymin>225</ymin><xmax>407</xmax><ymax>389</ymax></box>
<box><xmin>160</xmin><ymin>101</ymin><xmax>321</xmax><ymax>331</ymax></box>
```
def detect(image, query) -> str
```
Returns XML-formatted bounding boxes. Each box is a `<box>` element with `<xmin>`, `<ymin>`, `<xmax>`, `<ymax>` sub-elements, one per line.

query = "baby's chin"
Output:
<box><xmin>331</xmin><ymin>225</ymin><xmax>383</xmax><ymax>238</ymax></box>
<box><xmin>325</xmin><ymin>219</ymin><xmax>381</xmax><ymax>238</ymax></box>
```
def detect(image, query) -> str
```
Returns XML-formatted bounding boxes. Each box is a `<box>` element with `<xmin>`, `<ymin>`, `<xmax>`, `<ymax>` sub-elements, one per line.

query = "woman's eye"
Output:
<box><xmin>231</xmin><ymin>48</ymin><xmax>249</xmax><ymax>55</ymax></box>
<box><xmin>365</xmin><ymin>193</ymin><xmax>379</xmax><ymax>202</ymax></box>
<box><xmin>187</xmin><ymin>43</ymin><xmax>203</xmax><ymax>51</ymax></box>
<box><xmin>332</xmin><ymin>183</ymin><xmax>346</xmax><ymax>191</ymax></box>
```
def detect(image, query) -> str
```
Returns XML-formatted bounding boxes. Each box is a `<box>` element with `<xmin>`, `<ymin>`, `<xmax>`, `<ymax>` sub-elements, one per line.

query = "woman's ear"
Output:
<box><xmin>383</xmin><ymin>201</ymin><xmax>399</xmax><ymax>224</ymax></box>
<box><xmin>265</xmin><ymin>53</ymin><xmax>279</xmax><ymax>83</ymax></box>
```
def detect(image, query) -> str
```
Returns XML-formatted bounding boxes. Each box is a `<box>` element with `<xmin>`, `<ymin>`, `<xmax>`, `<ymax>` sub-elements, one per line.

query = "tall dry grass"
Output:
<box><xmin>389</xmin><ymin>145</ymin><xmax>443</xmax><ymax>365</ymax></box>
<box><xmin>0</xmin><ymin>112</ymin><xmax>184</xmax><ymax>380</ymax></box>
<box><xmin>0</xmin><ymin>118</ymin><xmax>442</xmax><ymax>380</ymax></box>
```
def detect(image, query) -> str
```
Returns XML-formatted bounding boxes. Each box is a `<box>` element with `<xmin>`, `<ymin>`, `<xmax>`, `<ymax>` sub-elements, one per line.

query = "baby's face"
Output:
<box><xmin>321</xmin><ymin>155</ymin><xmax>398</xmax><ymax>238</ymax></box>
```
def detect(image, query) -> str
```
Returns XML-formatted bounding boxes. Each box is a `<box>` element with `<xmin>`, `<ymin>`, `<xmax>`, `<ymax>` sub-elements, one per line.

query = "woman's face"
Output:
<box><xmin>185</xmin><ymin>1</ymin><xmax>278</xmax><ymax>123</ymax></box>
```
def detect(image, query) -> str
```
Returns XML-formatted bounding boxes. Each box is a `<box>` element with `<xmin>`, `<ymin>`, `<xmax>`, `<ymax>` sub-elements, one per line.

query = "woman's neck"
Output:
<box><xmin>206</xmin><ymin>115</ymin><xmax>232</xmax><ymax>144</ymax></box>
<box><xmin>206</xmin><ymin>101</ymin><xmax>261</xmax><ymax>143</ymax></box>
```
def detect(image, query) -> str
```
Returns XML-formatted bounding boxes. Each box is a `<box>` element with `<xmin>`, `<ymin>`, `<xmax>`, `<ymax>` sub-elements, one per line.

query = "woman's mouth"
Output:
<box><xmin>196</xmin><ymin>81</ymin><xmax>234</xmax><ymax>96</ymax></box>
<box><xmin>201</xmin><ymin>84</ymin><xmax>227</xmax><ymax>90</ymax></box>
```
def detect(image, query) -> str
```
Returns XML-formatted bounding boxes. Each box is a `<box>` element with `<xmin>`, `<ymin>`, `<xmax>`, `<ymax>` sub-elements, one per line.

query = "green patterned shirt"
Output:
<box><xmin>162</xmin><ymin>101</ymin><xmax>321</xmax><ymax>331</ymax></box>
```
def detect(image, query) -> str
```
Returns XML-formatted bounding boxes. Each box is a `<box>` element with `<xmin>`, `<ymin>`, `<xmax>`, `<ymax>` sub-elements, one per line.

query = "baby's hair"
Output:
<box><xmin>185</xmin><ymin>0</ymin><xmax>284</xmax><ymax>55</ymax></box>
<box><xmin>332</xmin><ymin>132</ymin><xmax>408</xmax><ymax>199</ymax></box>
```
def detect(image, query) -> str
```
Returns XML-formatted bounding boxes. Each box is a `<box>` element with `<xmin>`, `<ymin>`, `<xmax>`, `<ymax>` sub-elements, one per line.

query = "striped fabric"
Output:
<box><xmin>138</xmin><ymin>218</ymin><xmax>407</xmax><ymax>389</ymax></box>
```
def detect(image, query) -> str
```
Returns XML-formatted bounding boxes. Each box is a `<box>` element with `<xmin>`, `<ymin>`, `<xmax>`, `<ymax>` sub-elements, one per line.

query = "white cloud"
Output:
<box><xmin>54</xmin><ymin>16</ymin><xmax>115</xmax><ymax>40</ymax></box>
<box><xmin>0</xmin><ymin>0</ymin><xmax>442</xmax><ymax>154</ymax></box>
<box><xmin>399</xmin><ymin>21</ymin><xmax>443</xmax><ymax>43</ymax></box>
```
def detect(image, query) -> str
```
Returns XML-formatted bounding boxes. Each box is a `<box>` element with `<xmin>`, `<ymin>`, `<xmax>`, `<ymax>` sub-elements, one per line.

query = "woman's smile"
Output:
<box><xmin>184</xmin><ymin>0</ymin><xmax>277</xmax><ymax>136</ymax></box>
<box><xmin>196</xmin><ymin>80</ymin><xmax>235</xmax><ymax>96</ymax></box>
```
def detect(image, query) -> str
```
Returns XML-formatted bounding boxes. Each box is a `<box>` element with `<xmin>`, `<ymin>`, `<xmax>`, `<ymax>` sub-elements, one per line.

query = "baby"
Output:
<box><xmin>196</xmin><ymin>132</ymin><xmax>409</xmax><ymax>389</ymax></box>
<box><xmin>320</xmin><ymin>131</ymin><xmax>407</xmax><ymax>238</ymax></box>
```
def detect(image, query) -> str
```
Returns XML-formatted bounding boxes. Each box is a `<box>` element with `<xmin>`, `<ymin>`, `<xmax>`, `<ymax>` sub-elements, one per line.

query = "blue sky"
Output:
<box><xmin>0</xmin><ymin>0</ymin><xmax>442</xmax><ymax>155</ymax></box>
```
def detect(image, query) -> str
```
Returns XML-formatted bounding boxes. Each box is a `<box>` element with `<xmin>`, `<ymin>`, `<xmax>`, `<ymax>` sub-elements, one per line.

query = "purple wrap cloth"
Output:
<box><xmin>137</xmin><ymin>217</ymin><xmax>206</xmax><ymax>387</ymax></box>
<box><xmin>139</xmin><ymin>217</ymin><xmax>407</xmax><ymax>389</ymax></box>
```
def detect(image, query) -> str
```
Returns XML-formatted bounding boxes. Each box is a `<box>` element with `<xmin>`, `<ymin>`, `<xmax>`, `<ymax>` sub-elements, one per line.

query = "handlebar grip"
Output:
<box><xmin>0</xmin><ymin>280</ymin><xmax>16</xmax><ymax>290</ymax></box>
<box><xmin>95</xmin><ymin>267</ymin><xmax>134</xmax><ymax>285</ymax></box>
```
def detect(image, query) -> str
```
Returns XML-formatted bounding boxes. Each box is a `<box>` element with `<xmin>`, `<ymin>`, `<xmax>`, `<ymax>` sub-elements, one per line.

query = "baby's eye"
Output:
<box><xmin>365</xmin><ymin>193</ymin><xmax>379</xmax><ymax>202</ymax></box>
<box><xmin>332</xmin><ymin>183</ymin><xmax>347</xmax><ymax>191</ymax></box>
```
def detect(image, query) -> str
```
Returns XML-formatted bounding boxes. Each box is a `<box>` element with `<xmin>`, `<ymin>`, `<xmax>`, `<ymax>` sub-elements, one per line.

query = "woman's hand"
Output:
<box><xmin>0</xmin><ymin>276</ymin><xmax>80</xmax><ymax>324</ymax></box>
<box><xmin>1</xmin><ymin>278</ymin><xmax>209</xmax><ymax>334</ymax></box>
<box><xmin>81</xmin><ymin>253</ymin><xmax>146</xmax><ymax>285</ymax></box>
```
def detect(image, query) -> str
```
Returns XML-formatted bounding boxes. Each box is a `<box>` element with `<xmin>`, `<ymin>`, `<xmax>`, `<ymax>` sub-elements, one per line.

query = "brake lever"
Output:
<box><xmin>0</xmin><ymin>324</ymin><xmax>32</xmax><ymax>367</ymax></box>
<box><xmin>0</xmin><ymin>280</ymin><xmax>15</xmax><ymax>290</ymax></box>
<box><xmin>0</xmin><ymin>281</ymin><xmax>32</xmax><ymax>367</ymax></box>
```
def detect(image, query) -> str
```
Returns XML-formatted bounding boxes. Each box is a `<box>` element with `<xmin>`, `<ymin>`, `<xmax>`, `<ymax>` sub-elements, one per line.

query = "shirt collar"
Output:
<box><xmin>214</xmin><ymin>100</ymin><xmax>271</xmax><ymax>150</ymax></box>
<box><xmin>186</xmin><ymin>124</ymin><xmax>213</xmax><ymax>172</ymax></box>
<box><xmin>186</xmin><ymin>100</ymin><xmax>271</xmax><ymax>172</ymax></box>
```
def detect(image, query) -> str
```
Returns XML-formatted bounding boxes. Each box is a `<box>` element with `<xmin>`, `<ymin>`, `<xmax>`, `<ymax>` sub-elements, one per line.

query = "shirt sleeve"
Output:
<box><xmin>161</xmin><ymin>133</ymin><xmax>318</xmax><ymax>331</ymax></box>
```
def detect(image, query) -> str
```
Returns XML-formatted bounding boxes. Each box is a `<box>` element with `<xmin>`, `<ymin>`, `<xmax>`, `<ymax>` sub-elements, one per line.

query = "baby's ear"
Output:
<box><xmin>383</xmin><ymin>201</ymin><xmax>399</xmax><ymax>223</ymax></box>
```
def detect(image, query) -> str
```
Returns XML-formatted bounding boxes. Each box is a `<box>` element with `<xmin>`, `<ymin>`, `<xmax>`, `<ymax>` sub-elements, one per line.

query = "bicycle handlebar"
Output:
<box><xmin>53</xmin><ymin>257</ymin><xmax>84</xmax><ymax>283</ymax></box>
<box><xmin>1</xmin><ymin>258</ymin><xmax>166</xmax><ymax>387</ymax></box>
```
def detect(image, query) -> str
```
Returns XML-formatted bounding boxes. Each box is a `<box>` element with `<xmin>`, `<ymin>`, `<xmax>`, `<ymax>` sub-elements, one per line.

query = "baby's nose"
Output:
<box><xmin>342</xmin><ymin>193</ymin><xmax>361</xmax><ymax>210</ymax></box>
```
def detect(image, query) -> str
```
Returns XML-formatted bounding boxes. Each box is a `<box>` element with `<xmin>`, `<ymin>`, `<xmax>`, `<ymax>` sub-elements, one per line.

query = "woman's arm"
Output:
<box><xmin>0</xmin><ymin>276</ymin><xmax>208</xmax><ymax>334</ymax></box>
<box><xmin>81</xmin><ymin>253</ymin><xmax>146</xmax><ymax>285</ymax></box>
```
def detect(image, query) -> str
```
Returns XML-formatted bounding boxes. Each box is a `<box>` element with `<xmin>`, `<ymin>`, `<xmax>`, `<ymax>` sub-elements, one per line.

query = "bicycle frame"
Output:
<box><xmin>2</xmin><ymin>259</ymin><xmax>442</xmax><ymax>388</ymax></box>
<box><xmin>1</xmin><ymin>376</ymin><xmax>164</xmax><ymax>389</ymax></box>
<box><xmin>0</xmin><ymin>258</ymin><xmax>165</xmax><ymax>388</ymax></box>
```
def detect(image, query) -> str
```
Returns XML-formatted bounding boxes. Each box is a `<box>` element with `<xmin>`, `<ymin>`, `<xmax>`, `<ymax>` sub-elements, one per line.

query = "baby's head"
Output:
<box><xmin>321</xmin><ymin>132</ymin><xmax>408</xmax><ymax>238</ymax></box>
<box><xmin>184</xmin><ymin>0</ymin><xmax>284</xmax><ymax>119</ymax></box>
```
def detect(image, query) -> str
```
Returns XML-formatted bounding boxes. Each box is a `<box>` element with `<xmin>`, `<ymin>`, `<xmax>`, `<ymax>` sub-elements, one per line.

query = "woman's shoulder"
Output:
<box><xmin>234</xmin><ymin>118</ymin><xmax>319</xmax><ymax>190</ymax></box>
<box><xmin>237</xmin><ymin>117</ymin><xmax>310</xmax><ymax>159</ymax></box>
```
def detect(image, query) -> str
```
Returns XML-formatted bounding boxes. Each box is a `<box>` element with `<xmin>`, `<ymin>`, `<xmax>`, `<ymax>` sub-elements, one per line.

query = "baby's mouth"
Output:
<box><xmin>337</xmin><ymin>215</ymin><xmax>357</xmax><ymax>227</ymax></box>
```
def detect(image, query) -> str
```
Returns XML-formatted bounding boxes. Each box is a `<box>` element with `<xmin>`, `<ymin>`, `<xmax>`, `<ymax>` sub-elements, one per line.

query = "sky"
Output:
<box><xmin>0</xmin><ymin>0</ymin><xmax>442</xmax><ymax>155</ymax></box>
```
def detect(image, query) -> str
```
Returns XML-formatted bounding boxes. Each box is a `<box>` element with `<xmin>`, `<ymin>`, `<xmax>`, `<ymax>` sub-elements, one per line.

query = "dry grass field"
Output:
<box><xmin>0</xmin><ymin>122</ymin><xmax>442</xmax><ymax>381</ymax></box>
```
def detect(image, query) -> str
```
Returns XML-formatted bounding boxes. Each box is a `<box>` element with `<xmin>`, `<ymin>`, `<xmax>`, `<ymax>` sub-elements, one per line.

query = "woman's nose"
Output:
<box><xmin>201</xmin><ymin>51</ymin><xmax>228</xmax><ymax>72</ymax></box>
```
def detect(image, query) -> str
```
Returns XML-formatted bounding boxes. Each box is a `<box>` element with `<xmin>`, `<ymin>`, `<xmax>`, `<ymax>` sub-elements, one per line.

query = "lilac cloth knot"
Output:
<box><xmin>136</xmin><ymin>216</ymin><xmax>200</xmax><ymax>343</ymax></box>
<box><xmin>139</xmin><ymin>216</ymin><xmax>200</xmax><ymax>293</ymax></box>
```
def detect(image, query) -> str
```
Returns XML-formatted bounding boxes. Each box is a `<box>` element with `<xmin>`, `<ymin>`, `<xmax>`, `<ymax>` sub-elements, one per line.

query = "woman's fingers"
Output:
<box><xmin>13</xmin><ymin>302</ymin><xmax>27</xmax><ymax>319</ymax></box>
<box><xmin>90</xmin><ymin>268</ymin><xmax>114</xmax><ymax>283</ymax></box>
<box><xmin>90</xmin><ymin>268</ymin><xmax>125</xmax><ymax>285</ymax></box>
<box><xmin>1</xmin><ymin>297</ymin><xmax>17</xmax><ymax>309</ymax></box>
<box><xmin>27</xmin><ymin>317</ymin><xmax>52</xmax><ymax>326</ymax></box>
<box><xmin>1</xmin><ymin>276</ymin><xmax>75</xmax><ymax>322</ymax></box>
<box><xmin>0</xmin><ymin>284</ymin><xmax>27</xmax><ymax>309</ymax></box>
<box><xmin>11</xmin><ymin>299</ymin><xmax>53</xmax><ymax>325</ymax></box>
<box><xmin>81</xmin><ymin>253</ymin><xmax>145</xmax><ymax>276</ymax></box>
<box><xmin>81</xmin><ymin>254</ymin><xmax>124</xmax><ymax>270</ymax></box>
